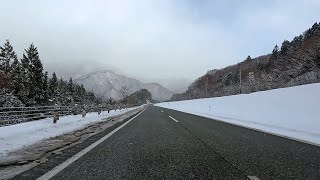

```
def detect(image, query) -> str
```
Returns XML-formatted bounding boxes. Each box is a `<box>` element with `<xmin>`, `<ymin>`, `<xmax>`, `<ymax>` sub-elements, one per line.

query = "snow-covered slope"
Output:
<box><xmin>156</xmin><ymin>83</ymin><xmax>320</xmax><ymax>146</ymax></box>
<box><xmin>75</xmin><ymin>70</ymin><xmax>174</xmax><ymax>101</ymax></box>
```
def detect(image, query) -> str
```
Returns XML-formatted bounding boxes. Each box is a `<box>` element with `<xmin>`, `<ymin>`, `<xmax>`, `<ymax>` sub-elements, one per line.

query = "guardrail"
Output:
<box><xmin>0</xmin><ymin>105</ymin><xmax>116</xmax><ymax>127</ymax></box>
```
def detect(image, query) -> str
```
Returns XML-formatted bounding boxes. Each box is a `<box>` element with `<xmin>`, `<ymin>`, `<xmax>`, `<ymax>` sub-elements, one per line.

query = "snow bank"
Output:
<box><xmin>156</xmin><ymin>83</ymin><xmax>320</xmax><ymax>146</ymax></box>
<box><xmin>0</xmin><ymin>107</ymin><xmax>140</xmax><ymax>158</ymax></box>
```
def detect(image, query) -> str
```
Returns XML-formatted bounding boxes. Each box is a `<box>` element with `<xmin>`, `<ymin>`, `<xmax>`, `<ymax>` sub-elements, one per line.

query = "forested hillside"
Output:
<box><xmin>172</xmin><ymin>22</ymin><xmax>320</xmax><ymax>101</ymax></box>
<box><xmin>0</xmin><ymin>41</ymin><xmax>102</xmax><ymax>107</ymax></box>
<box><xmin>123</xmin><ymin>89</ymin><xmax>152</xmax><ymax>106</ymax></box>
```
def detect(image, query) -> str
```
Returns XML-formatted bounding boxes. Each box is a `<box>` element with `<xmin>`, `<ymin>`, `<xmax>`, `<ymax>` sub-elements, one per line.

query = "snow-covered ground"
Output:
<box><xmin>156</xmin><ymin>83</ymin><xmax>320</xmax><ymax>146</ymax></box>
<box><xmin>0</xmin><ymin>107</ymin><xmax>140</xmax><ymax>158</ymax></box>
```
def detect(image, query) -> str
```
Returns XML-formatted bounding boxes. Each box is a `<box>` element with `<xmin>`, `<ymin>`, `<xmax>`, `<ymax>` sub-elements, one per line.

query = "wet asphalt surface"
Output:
<box><xmin>12</xmin><ymin>106</ymin><xmax>320</xmax><ymax>180</ymax></box>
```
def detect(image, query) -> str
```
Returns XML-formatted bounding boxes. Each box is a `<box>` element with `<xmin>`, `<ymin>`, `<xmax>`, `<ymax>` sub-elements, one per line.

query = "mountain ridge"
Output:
<box><xmin>74</xmin><ymin>70</ymin><xmax>174</xmax><ymax>101</ymax></box>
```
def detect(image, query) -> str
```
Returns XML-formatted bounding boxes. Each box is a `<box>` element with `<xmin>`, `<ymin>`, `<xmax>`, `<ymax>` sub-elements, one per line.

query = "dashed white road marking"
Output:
<box><xmin>248</xmin><ymin>176</ymin><xmax>261</xmax><ymax>180</ymax></box>
<box><xmin>161</xmin><ymin>110</ymin><xmax>163</xmax><ymax>112</ymax></box>
<box><xmin>36</xmin><ymin>108</ymin><xmax>146</xmax><ymax>180</ymax></box>
<box><xmin>169</xmin><ymin>116</ymin><xmax>179</xmax><ymax>123</ymax></box>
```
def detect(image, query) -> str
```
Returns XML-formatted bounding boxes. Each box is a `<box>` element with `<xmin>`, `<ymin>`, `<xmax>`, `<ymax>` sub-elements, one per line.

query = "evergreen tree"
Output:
<box><xmin>42</xmin><ymin>71</ymin><xmax>49</xmax><ymax>105</ymax></box>
<box><xmin>80</xmin><ymin>84</ymin><xmax>87</xmax><ymax>104</ymax></box>
<box><xmin>280</xmin><ymin>40</ymin><xmax>291</xmax><ymax>56</ymax></box>
<box><xmin>68</xmin><ymin>77</ymin><xmax>74</xmax><ymax>95</ymax></box>
<box><xmin>271</xmin><ymin>45</ymin><xmax>279</xmax><ymax>59</ymax></box>
<box><xmin>0</xmin><ymin>40</ymin><xmax>18</xmax><ymax>73</ymax></box>
<box><xmin>48</xmin><ymin>72</ymin><xmax>58</xmax><ymax>100</ymax></box>
<box><xmin>73</xmin><ymin>84</ymin><xmax>82</xmax><ymax>104</ymax></box>
<box><xmin>66</xmin><ymin>77</ymin><xmax>74</xmax><ymax>105</ymax></box>
<box><xmin>10</xmin><ymin>58</ymin><xmax>25</xmax><ymax>98</ymax></box>
<box><xmin>20</xmin><ymin>46</ymin><xmax>32</xmax><ymax>104</ymax></box>
<box><xmin>20</xmin><ymin>43</ymin><xmax>44</xmax><ymax>105</ymax></box>
<box><xmin>57</xmin><ymin>77</ymin><xmax>68</xmax><ymax>105</ymax></box>
<box><xmin>292</xmin><ymin>35</ymin><xmax>303</xmax><ymax>47</ymax></box>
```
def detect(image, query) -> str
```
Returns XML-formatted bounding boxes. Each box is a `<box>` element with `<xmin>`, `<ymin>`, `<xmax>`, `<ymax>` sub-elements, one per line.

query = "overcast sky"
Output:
<box><xmin>0</xmin><ymin>0</ymin><xmax>319</xmax><ymax>80</ymax></box>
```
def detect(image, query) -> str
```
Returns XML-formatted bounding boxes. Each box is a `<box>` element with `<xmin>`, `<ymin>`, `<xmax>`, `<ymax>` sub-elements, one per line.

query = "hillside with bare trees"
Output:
<box><xmin>171</xmin><ymin>22</ymin><xmax>320</xmax><ymax>101</ymax></box>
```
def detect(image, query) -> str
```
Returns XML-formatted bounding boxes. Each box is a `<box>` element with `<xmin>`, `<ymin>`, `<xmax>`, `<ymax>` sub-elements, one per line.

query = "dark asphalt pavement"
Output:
<box><xmin>12</xmin><ymin>106</ymin><xmax>320</xmax><ymax>180</ymax></box>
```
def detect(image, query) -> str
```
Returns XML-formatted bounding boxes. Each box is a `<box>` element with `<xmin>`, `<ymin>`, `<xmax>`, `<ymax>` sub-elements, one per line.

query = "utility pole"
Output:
<box><xmin>205</xmin><ymin>77</ymin><xmax>208</xmax><ymax>97</ymax></box>
<box><xmin>239</xmin><ymin>65</ymin><xmax>242</xmax><ymax>94</ymax></box>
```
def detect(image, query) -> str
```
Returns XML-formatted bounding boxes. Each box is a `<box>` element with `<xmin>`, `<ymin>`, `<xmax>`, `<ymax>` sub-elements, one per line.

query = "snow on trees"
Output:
<box><xmin>0</xmin><ymin>40</ymin><xmax>102</xmax><ymax>107</ymax></box>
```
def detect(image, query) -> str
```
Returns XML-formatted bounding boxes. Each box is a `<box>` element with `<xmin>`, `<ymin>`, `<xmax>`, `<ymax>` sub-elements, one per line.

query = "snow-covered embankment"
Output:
<box><xmin>156</xmin><ymin>83</ymin><xmax>320</xmax><ymax>146</ymax></box>
<box><xmin>0</xmin><ymin>107</ymin><xmax>141</xmax><ymax>159</ymax></box>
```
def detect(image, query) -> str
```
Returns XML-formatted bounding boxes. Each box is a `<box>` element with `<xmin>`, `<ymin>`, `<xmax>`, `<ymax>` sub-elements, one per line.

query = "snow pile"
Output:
<box><xmin>156</xmin><ymin>83</ymin><xmax>320</xmax><ymax>145</ymax></box>
<box><xmin>0</xmin><ymin>107</ymin><xmax>140</xmax><ymax>157</ymax></box>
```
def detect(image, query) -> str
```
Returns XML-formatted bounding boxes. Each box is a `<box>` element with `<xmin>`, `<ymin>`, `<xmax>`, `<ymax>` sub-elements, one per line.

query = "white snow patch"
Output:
<box><xmin>156</xmin><ymin>83</ymin><xmax>320</xmax><ymax>146</ymax></box>
<box><xmin>0</xmin><ymin>107</ymin><xmax>139</xmax><ymax>158</ymax></box>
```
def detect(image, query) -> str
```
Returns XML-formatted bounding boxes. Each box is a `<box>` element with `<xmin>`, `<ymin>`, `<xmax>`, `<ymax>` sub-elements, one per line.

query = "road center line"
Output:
<box><xmin>36</xmin><ymin>107</ymin><xmax>146</xmax><ymax>180</ymax></box>
<box><xmin>169</xmin><ymin>116</ymin><xmax>179</xmax><ymax>123</ymax></box>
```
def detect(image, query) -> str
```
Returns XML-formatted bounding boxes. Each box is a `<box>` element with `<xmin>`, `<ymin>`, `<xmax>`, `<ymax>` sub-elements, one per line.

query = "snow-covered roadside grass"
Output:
<box><xmin>0</xmin><ymin>107</ymin><xmax>141</xmax><ymax>158</ymax></box>
<box><xmin>156</xmin><ymin>83</ymin><xmax>320</xmax><ymax>146</ymax></box>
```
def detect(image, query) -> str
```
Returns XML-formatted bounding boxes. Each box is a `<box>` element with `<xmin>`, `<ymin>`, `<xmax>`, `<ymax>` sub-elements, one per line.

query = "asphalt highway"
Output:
<box><xmin>12</xmin><ymin>106</ymin><xmax>320</xmax><ymax>180</ymax></box>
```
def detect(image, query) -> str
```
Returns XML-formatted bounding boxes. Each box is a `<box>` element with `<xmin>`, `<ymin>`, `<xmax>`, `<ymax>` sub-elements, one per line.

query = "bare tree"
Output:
<box><xmin>118</xmin><ymin>85</ymin><xmax>130</xmax><ymax>100</ymax></box>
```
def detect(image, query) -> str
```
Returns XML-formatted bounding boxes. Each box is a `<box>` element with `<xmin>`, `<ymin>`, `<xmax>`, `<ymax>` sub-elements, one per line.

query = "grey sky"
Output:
<box><xmin>0</xmin><ymin>0</ymin><xmax>319</xmax><ymax>80</ymax></box>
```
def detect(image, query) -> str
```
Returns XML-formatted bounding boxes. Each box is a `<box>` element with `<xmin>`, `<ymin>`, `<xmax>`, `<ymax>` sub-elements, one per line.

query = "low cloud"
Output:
<box><xmin>0</xmin><ymin>0</ymin><xmax>319</xmax><ymax>80</ymax></box>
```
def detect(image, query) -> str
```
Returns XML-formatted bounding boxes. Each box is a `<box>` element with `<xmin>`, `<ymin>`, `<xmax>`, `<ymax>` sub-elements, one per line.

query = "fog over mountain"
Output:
<box><xmin>44</xmin><ymin>61</ymin><xmax>189</xmax><ymax>94</ymax></box>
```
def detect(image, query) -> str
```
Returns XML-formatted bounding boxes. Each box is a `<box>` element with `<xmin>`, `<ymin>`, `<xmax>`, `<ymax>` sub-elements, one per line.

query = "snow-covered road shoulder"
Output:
<box><xmin>0</xmin><ymin>107</ymin><xmax>142</xmax><ymax>160</ymax></box>
<box><xmin>156</xmin><ymin>83</ymin><xmax>320</xmax><ymax>146</ymax></box>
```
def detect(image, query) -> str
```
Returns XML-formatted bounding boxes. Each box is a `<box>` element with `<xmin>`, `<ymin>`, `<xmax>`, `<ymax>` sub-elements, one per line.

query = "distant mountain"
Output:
<box><xmin>145</xmin><ymin>78</ymin><xmax>192</xmax><ymax>93</ymax></box>
<box><xmin>75</xmin><ymin>70</ymin><xmax>174</xmax><ymax>102</ymax></box>
<box><xmin>44</xmin><ymin>61</ymin><xmax>125</xmax><ymax>80</ymax></box>
<box><xmin>172</xmin><ymin>22</ymin><xmax>320</xmax><ymax>101</ymax></box>
<box><xmin>141</xmin><ymin>83</ymin><xmax>174</xmax><ymax>102</ymax></box>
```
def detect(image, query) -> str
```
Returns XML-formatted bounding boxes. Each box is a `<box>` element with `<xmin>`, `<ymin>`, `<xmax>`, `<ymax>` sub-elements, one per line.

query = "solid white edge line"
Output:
<box><xmin>37</xmin><ymin>107</ymin><xmax>147</xmax><ymax>180</ymax></box>
<box><xmin>169</xmin><ymin>116</ymin><xmax>179</xmax><ymax>123</ymax></box>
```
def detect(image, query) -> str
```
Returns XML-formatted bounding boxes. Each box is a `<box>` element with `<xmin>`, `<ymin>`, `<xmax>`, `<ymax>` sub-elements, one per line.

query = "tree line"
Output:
<box><xmin>0</xmin><ymin>40</ymin><xmax>102</xmax><ymax>107</ymax></box>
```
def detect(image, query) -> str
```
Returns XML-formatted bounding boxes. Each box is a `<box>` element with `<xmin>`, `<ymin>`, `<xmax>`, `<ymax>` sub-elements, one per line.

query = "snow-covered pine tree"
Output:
<box><xmin>0</xmin><ymin>40</ymin><xmax>18</xmax><ymax>73</ymax></box>
<box><xmin>20</xmin><ymin>47</ymin><xmax>31</xmax><ymax>105</ymax></box>
<box><xmin>68</xmin><ymin>77</ymin><xmax>74</xmax><ymax>96</ymax></box>
<box><xmin>271</xmin><ymin>45</ymin><xmax>279</xmax><ymax>60</ymax></box>
<box><xmin>42</xmin><ymin>71</ymin><xmax>49</xmax><ymax>105</ymax></box>
<box><xmin>21</xmin><ymin>43</ymin><xmax>44</xmax><ymax>105</ymax></box>
<box><xmin>48</xmin><ymin>72</ymin><xmax>58</xmax><ymax>103</ymax></box>
<box><xmin>66</xmin><ymin>77</ymin><xmax>74</xmax><ymax>105</ymax></box>
<box><xmin>80</xmin><ymin>84</ymin><xmax>86</xmax><ymax>103</ymax></box>
<box><xmin>57</xmin><ymin>77</ymin><xmax>67</xmax><ymax>105</ymax></box>
<box><xmin>73</xmin><ymin>83</ymin><xmax>82</xmax><ymax>104</ymax></box>
<box><xmin>10</xmin><ymin>58</ymin><xmax>25</xmax><ymax>98</ymax></box>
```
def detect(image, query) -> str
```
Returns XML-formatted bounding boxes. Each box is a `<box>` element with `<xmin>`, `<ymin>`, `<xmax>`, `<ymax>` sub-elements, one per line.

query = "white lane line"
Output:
<box><xmin>248</xmin><ymin>176</ymin><xmax>261</xmax><ymax>180</ymax></box>
<box><xmin>37</xmin><ymin>108</ymin><xmax>146</xmax><ymax>180</ymax></box>
<box><xmin>169</xmin><ymin>116</ymin><xmax>179</xmax><ymax>123</ymax></box>
<box><xmin>161</xmin><ymin>110</ymin><xmax>163</xmax><ymax>112</ymax></box>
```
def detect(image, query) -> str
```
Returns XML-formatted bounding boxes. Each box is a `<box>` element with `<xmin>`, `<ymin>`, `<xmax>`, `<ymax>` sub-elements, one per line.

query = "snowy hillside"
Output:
<box><xmin>156</xmin><ymin>83</ymin><xmax>320</xmax><ymax>145</ymax></box>
<box><xmin>75</xmin><ymin>70</ymin><xmax>174</xmax><ymax>101</ymax></box>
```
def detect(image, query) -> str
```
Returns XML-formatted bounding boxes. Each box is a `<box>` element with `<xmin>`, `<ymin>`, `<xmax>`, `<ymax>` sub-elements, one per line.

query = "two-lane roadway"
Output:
<box><xmin>13</xmin><ymin>106</ymin><xmax>320</xmax><ymax>180</ymax></box>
